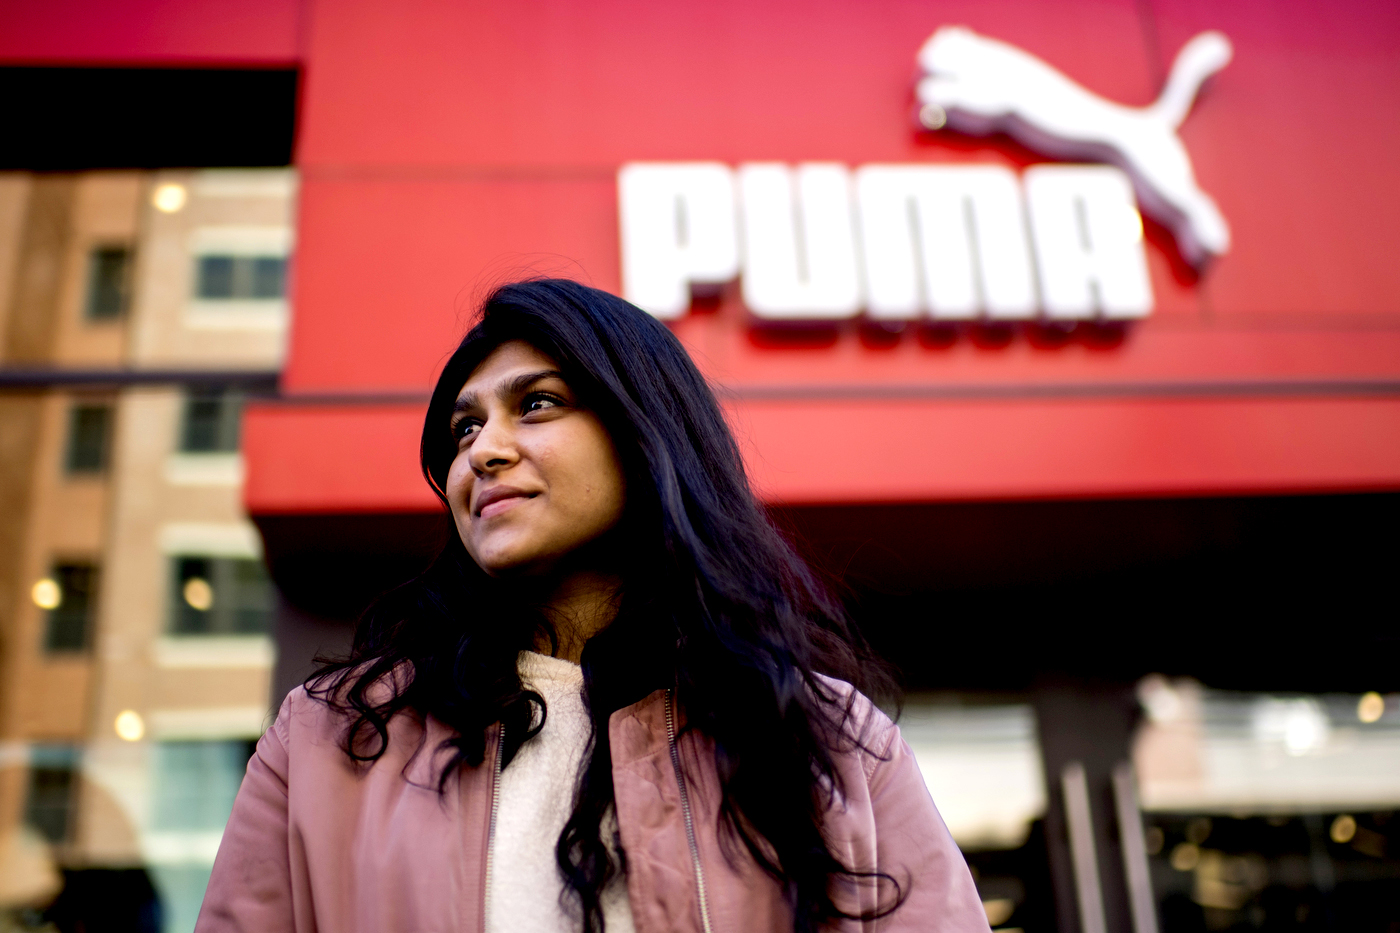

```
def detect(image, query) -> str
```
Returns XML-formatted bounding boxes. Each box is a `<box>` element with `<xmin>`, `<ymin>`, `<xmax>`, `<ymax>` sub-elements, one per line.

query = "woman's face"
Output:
<box><xmin>446</xmin><ymin>340</ymin><xmax>626</xmax><ymax>577</ymax></box>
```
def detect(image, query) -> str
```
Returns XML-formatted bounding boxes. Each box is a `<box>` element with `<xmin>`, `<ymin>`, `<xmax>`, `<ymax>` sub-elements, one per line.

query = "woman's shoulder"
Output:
<box><xmin>271</xmin><ymin>661</ymin><xmax>415</xmax><ymax>745</ymax></box>
<box><xmin>268</xmin><ymin>683</ymin><xmax>349</xmax><ymax>747</ymax></box>
<box><xmin>810</xmin><ymin>672</ymin><xmax>895</xmax><ymax>727</ymax></box>
<box><xmin>266</xmin><ymin>668</ymin><xmax>459</xmax><ymax>794</ymax></box>
<box><xmin>810</xmin><ymin>673</ymin><xmax>901</xmax><ymax>773</ymax></box>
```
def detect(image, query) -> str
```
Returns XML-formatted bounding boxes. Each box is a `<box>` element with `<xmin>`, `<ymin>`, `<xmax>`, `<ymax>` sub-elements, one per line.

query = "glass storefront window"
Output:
<box><xmin>1135</xmin><ymin>678</ymin><xmax>1400</xmax><ymax>931</ymax></box>
<box><xmin>904</xmin><ymin>701</ymin><xmax>1047</xmax><ymax>851</ymax></box>
<box><xmin>904</xmin><ymin>700</ymin><xmax>1050</xmax><ymax>931</ymax></box>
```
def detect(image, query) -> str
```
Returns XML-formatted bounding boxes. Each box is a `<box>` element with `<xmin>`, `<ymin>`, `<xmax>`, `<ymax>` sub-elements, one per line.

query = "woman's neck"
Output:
<box><xmin>532</xmin><ymin>569</ymin><xmax>621</xmax><ymax>663</ymax></box>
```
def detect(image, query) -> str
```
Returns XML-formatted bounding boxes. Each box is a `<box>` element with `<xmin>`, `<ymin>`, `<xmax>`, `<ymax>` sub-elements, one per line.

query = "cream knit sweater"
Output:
<box><xmin>485</xmin><ymin>652</ymin><xmax>636</xmax><ymax>933</ymax></box>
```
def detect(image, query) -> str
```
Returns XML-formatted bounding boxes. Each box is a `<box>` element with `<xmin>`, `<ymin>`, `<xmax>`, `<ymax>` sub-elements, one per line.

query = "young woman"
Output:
<box><xmin>198</xmin><ymin>280</ymin><xmax>987</xmax><ymax>933</ymax></box>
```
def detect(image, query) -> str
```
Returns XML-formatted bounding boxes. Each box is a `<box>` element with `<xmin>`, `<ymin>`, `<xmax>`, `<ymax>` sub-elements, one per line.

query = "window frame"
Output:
<box><xmin>63</xmin><ymin>402</ymin><xmax>113</xmax><ymax>475</ymax></box>
<box><xmin>193</xmin><ymin>253</ymin><xmax>288</xmax><ymax>302</ymax></box>
<box><xmin>24</xmin><ymin>744</ymin><xmax>80</xmax><ymax>844</ymax></box>
<box><xmin>167</xmin><ymin>554</ymin><xmax>274</xmax><ymax>637</ymax></box>
<box><xmin>178</xmin><ymin>387</ymin><xmax>245</xmax><ymax>454</ymax></box>
<box><xmin>83</xmin><ymin>243</ymin><xmax>133</xmax><ymax>321</ymax></box>
<box><xmin>42</xmin><ymin>561</ymin><xmax>99</xmax><ymax>654</ymax></box>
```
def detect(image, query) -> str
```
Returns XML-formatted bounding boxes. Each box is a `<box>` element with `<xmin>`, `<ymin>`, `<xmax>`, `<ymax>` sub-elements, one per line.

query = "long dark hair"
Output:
<box><xmin>308</xmin><ymin>279</ymin><xmax>901</xmax><ymax>932</ymax></box>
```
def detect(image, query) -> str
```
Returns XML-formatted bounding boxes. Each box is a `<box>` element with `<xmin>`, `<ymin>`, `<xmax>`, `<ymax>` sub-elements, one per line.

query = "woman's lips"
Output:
<box><xmin>475</xmin><ymin>486</ymin><xmax>538</xmax><ymax>518</ymax></box>
<box><xmin>479</xmin><ymin>494</ymin><xmax>531</xmax><ymax>519</ymax></box>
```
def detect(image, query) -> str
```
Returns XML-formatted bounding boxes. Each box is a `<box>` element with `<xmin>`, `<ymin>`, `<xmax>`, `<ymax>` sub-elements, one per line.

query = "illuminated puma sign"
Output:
<box><xmin>916</xmin><ymin>27</ymin><xmax>1232</xmax><ymax>266</ymax></box>
<box><xmin>619</xmin><ymin>29</ymin><xmax>1231</xmax><ymax>322</ymax></box>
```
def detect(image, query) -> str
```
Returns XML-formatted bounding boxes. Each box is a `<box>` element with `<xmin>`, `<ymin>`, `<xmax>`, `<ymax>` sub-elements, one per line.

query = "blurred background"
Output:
<box><xmin>0</xmin><ymin>1</ymin><xmax>1397</xmax><ymax>932</ymax></box>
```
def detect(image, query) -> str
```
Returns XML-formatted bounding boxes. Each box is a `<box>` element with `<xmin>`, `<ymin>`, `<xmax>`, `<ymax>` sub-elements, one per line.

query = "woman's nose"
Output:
<box><xmin>467</xmin><ymin>417</ymin><xmax>520</xmax><ymax>475</ymax></box>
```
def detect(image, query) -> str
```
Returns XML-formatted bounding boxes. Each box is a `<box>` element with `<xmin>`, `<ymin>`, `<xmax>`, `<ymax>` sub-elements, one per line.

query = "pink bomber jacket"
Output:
<box><xmin>196</xmin><ymin>680</ymin><xmax>991</xmax><ymax>933</ymax></box>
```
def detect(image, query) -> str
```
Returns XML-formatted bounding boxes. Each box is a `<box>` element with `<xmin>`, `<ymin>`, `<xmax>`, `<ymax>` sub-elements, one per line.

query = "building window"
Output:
<box><xmin>170</xmin><ymin>557</ymin><xmax>273</xmax><ymax>635</ymax></box>
<box><xmin>43</xmin><ymin>563</ymin><xmax>98</xmax><ymax>653</ymax></box>
<box><xmin>65</xmin><ymin>403</ymin><xmax>112</xmax><ymax>474</ymax></box>
<box><xmin>25</xmin><ymin>744</ymin><xmax>80</xmax><ymax>843</ymax></box>
<box><xmin>148</xmin><ymin>739</ymin><xmax>256</xmax><ymax>933</ymax></box>
<box><xmin>152</xmin><ymin>740</ymin><xmax>255</xmax><ymax>831</ymax></box>
<box><xmin>179</xmin><ymin>388</ymin><xmax>244</xmax><ymax>453</ymax></box>
<box><xmin>195</xmin><ymin>255</ymin><xmax>286</xmax><ymax>300</ymax></box>
<box><xmin>85</xmin><ymin>246</ymin><xmax>131</xmax><ymax>320</ymax></box>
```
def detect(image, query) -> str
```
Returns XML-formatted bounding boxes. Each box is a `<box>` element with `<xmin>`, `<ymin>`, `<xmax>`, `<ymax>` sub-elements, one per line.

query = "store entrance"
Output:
<box><xmin>777</xmin><ymin>492</ymin><xmax>1400</xmax><ymax>933</ymax></box>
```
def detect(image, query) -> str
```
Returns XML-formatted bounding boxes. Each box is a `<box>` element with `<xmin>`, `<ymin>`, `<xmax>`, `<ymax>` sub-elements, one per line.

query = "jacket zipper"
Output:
<box><xmin>483</xmin><ymin>724</ymin><xmax>504</xmax><ymax>931</ymax></box>
<box><xmin>666</xmin><ymin>689</ymin><xmax>715</xmax><ymax>933</ymax></box>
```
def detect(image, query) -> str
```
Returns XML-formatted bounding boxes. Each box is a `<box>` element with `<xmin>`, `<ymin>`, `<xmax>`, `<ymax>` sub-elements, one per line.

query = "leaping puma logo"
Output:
<box><xmin>917</xmin><ymin>27</ymin><xmax>1232</xmax><ymax>267</ymax></box>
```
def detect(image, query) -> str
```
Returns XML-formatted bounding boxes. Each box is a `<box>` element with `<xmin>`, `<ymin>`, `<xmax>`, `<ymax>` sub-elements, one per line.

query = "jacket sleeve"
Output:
<box><xmin>195</xmin><ymin>698</ymin><xmax>297</xmax><ymax>933</ymax></box>
<box><xmin>867</xmin><ymin>726</ymin><xmax>991</xmax><ymax>933</ymax></box>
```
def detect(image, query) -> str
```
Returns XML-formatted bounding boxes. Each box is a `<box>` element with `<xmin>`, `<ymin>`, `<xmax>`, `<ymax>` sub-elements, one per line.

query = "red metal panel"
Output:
<box><xmin>244</xmin><ymin>404</ymin><xmax>436</xmax><ymax>514</ymax></box>
<box><xmin>732</xmin><ymin>396</ymin><xmax>1400</xmax><ymax>503</ymax></box>
<box><xmin>1145</xmin><ymin>0</ymin><xmax>1400</xmax><ymax>321</ymax></box>
<box><xmin>0</xmin><ymin>0</ymin><xmax>300</xmax><ymax>64</ymax></box>
<box><xmin>295</xmin><ymin>0</ymin><xmax>1155</xmax><ymax>168</ymax></box>
<box><xmin>286</xmin><ymin>176</ymin><xmax>620</xmax><ymax>392</ymax></box>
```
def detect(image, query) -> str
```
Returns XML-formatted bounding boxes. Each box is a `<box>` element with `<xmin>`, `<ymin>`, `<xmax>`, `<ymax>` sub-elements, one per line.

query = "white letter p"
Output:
<box><xmin>618</xmin><ymin>163</ymin><xmax>739</xmax><ymax>319</ymax></box>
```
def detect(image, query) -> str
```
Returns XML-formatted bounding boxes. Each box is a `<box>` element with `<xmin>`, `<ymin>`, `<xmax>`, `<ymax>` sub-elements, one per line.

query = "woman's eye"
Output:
<box><xmin>524</xmin><ymin>395</ymin><xmax>560</xmax><ymax>413</ymax></box>
<box><xmin>453</xmin><ymin>420</ymin><xmax>481</xmax><ymax>440</ymax></box>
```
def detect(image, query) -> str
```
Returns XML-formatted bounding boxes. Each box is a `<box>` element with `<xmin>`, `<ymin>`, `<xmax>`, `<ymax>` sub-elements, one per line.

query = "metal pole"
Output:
<box><xmin>1062</xmin><ymin>760</ymin><xmax>1108</xmax><ymax>933</ymax></box>
<box><xmin>1112</xmin><ymin>761</ymin><xmax>1160</xmax><ymax>933</ymax></box>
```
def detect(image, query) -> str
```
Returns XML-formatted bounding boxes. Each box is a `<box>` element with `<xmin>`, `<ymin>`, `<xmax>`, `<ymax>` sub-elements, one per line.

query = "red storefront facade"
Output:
<box><xmin>239</xmin><ymin>0</ymin><xmax>1400</xmax><ymax>513</ymax></box>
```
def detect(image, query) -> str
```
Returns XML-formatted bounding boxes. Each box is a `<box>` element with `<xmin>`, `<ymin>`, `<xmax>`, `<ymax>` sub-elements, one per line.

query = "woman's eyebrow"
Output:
<box><xmin>453</xmin><ymin>369</ymin><xmax>566</xmax><ymax>414</ymax></box>
<box><xmin>501</xmin><ymin>369</ymin><xmax>566</xmax><ymax>399</ymax></box>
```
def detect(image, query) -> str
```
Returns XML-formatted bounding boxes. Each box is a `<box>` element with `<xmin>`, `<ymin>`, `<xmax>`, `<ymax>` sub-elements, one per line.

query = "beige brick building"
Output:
<box><xmin>0</xmin><ymin>169</ymin><xmax>294</xmax><ymax>932</ymax></box>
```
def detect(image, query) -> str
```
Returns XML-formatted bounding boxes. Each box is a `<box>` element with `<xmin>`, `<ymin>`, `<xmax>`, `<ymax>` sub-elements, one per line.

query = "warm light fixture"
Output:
<box><xmin>1330</xmin><ymin>814</ymin><xmax>1357</xmax><ymax>844</ymax></box>
<box><xmin>31</xmin><ymin>578</ymin><xmax>61</xmax><ymax>610</ymax></box>
<box><xmin>1169</xmin><ymin>842</ymin><xmax>1200</xmax><ymax>871</ymax></box>
<box><xmin>183</xmin><ymin>577</ymin><xmax>214</xmax><ymax>611</ymax></box>
<box><xmin>1358</xmin><ymin>691</ymin><xmax>1385</xmax><ymax>724</ymax></box>
<box><xmin>152</xmin><ymin>183</ymin><xmax>187</xmax><ymax>213</ymax></box>
<box><xmin>114</xmin><ymin>709</ymin><xmax>145</xmax><ymax>742</ymax></box>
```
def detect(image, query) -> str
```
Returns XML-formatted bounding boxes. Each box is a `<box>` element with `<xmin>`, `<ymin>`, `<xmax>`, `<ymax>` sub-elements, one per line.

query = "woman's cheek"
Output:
<box><xmin>446</xmin><ymin>466</ymin><xmax>474</xmax><ymax>517</ymax></box>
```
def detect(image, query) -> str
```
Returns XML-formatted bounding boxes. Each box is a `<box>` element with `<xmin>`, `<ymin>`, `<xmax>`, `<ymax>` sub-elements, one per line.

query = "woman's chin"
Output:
<box><xmin>470</xmin><ymin>544</ymin><xmax>556</xmax><ymax>579</ymax></box>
